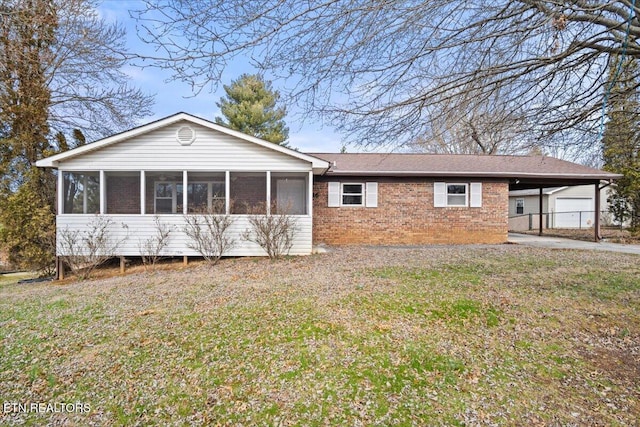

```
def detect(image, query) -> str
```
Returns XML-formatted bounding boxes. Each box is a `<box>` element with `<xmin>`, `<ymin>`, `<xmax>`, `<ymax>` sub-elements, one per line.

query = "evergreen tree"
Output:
<box><xmin>0</xmin><ymin>0</ymin><xmax>150</xmax><ymax>272</ymax></box>
<box><xmin>602</xmin><ymin>56</ymin><xmax>640</xmax><ymax>229</ymax></box>
<box><xmin>0</xmin><ymin>0</ymin><xmax>57</xmax><ymax>270</ymax></box>
<box><xmin>215</xmin><ymin>74</ymin><xmax>289</xmax><ymax>145</ymax></box>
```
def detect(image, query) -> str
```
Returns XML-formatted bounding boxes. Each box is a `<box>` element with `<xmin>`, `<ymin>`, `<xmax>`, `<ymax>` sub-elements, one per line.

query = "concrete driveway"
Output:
<box><xmin>508</xmin><ymin>233</ymin><xmax>640</xmax><ymax>255</ymax></box>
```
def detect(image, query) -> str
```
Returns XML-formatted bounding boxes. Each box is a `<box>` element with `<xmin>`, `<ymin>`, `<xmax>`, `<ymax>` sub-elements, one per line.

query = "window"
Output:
<box><xmin>154</xmin><ymin>182</ymin><xmax>183</xmax><ymax>214</ymax></box>
<box><xmin>188</xmin><ymin>181</ymin><xmax>225</xmax><ymax>213</ymax></box>
<box><xmin>62</xmin><ymin>171</ymin><xmax>100</xmax><ymax>214</ymax></box>
<box><xmin>446</xmin><ymin>184</ymin><xmax>468</xmax><ymax>206</ymax></box>
<box><xmin>434</xmin><ymin>182</ymin><xmax>481</xmax><ymax>208</ymax></box>
<box><xmin>342</xmin><ymin>183</ymin><xmax>364</xmax><ymax>206</ymax></box>
<box><xmin>328</xmin><ymin>182</ymin><xmax>378</xmax><ymax>208</ymax></box>
<box><xmin>272</xmin><ymin>173</ymin><xmax>308</xmax><ymax>215</ymax></box>
<box><xmin>516</xmin><ymin>198</ymin><xmax>524</xmax><ymax>215</ymax></box>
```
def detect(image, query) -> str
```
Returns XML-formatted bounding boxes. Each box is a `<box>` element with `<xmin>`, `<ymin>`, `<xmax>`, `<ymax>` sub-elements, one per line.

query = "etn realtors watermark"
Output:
<box><xmin>3</xmin><ymin>402</ymin><xmax>90</xmax><ymax>414</ymax></box>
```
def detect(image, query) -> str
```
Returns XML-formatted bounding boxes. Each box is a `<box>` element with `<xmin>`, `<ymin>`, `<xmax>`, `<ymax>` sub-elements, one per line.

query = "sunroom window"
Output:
<box><xmin>187</xmin><ymin>172</ymin><xmax>226</xmax><ymax>213</ymax></box>
<box><xmin>144</xmin><ymin>172</ymin><xmax>183</xmax><ymax>214</ymax></box>
<box><xmin>62</xmin><ymin>171</ymin><xmax>100</xmax><ymax>214</ymax></box>
<box><xmin>271</xmin><ymin>173</ymin><xmax>308</xmax><ymax>214</ymax></box>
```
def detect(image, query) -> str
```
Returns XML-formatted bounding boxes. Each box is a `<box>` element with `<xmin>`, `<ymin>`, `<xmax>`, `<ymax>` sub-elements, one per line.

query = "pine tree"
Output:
<box><xmin>215</xmin><ymin>74</ymin><xmax>289</xmax><ymax>145</ymax></box>
<box><xmin>602</xmin><ymin>56</ymin><xmax>640</xmax><ymax>229</ymax></box>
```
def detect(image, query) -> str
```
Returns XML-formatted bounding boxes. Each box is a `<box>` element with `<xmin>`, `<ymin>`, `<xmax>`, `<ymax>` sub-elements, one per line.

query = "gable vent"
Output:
<box><xmin>176</xmin><ymin>126</ymin><xmax>196</xmax><ymax>145</ymax></box>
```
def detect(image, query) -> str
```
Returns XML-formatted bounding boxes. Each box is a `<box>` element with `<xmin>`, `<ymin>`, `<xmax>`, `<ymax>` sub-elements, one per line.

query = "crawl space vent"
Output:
<box><xmin>176</xmin><ymin>126</ymin><xmax>196</xmax><ymax>145</ymax></box>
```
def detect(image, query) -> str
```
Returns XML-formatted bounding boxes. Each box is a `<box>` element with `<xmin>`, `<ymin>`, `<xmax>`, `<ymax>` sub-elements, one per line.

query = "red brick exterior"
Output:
<box><xmin>313</xmin><ymin>177</ymin><xmax>509</xmax><ymax>245</ymax></box>
<box><xmin>106</xmin><ymin>175</ymin><xmax>140</xmax><ymax>214</ymax></box>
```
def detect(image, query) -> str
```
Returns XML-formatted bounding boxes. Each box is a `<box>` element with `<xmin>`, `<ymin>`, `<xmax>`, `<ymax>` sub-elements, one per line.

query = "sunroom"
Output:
<box><xmin>37</xmin><ymin>113</ymin><xmax>329</xmax><ymax>260</ymax></box>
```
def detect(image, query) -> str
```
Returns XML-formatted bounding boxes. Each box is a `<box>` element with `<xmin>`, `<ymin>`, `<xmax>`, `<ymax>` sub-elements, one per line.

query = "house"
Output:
<box><xmin>508</xmin><ymin>185</ymin><xmax>618</xmax><ymax>230</ymax></box>
<box><xmin>36</xmin><ymin>113</ymin><xmax>620</xmax><ymax>272</ymax></box>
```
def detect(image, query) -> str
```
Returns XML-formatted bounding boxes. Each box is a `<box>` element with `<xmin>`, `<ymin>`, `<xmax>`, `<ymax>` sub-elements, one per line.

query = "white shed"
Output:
<box><xmin>508</xmin><ymin>185</ymin><xmax>616</xmax><ymax>230</ymax></box>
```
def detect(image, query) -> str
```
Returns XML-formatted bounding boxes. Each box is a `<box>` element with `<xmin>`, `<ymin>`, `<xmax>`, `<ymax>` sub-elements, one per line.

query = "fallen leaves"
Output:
<box><xmin>0</xmin><ymin>245</ymin><xmax>639</xmax><ymax>425</ymax></box>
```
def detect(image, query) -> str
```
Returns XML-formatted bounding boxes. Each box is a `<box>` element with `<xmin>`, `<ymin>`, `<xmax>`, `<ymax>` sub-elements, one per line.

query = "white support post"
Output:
<box><xmin>308</xmin><ymin>171</ymin><xmax>313</xmax><ymax>217</ymax></box>
<box><xmin>183</xmin><ymin>170</ymin><xmax>188</xmax><ymax>214</ymax></box>
<box><xmin>266</xmin><ymin>171</ymin><xmax>271</xmax><ymax>215</ymax></box>
<box><xmin>140</xmin><ymin>170</ymin><xmax>146</xmax><ymax>215</ymax></box>
<box><xmin>83</xmin><ymin>175</ymin><xmax>88</xmax><ymax>214</ymax></box>
<box><xmin>57</xmin><ymin>170</ymin><xmax>64</xmax><ymax>214</ymax></box>
<box><xmin>99</xmin><ymin>170</ymin><xmax>106</xmax><ymax>214</ymax></box>
<box><xmin>225</xmin><ymin>171</ymin><xmax>230</xmax><ymax>215</ymax></box>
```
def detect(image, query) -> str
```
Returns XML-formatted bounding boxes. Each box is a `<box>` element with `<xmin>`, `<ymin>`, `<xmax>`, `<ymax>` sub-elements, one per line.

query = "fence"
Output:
<box><xmin>508</xmin><ymin>210</ymin><xmax>627</xmax><ymax>231</ymax></box>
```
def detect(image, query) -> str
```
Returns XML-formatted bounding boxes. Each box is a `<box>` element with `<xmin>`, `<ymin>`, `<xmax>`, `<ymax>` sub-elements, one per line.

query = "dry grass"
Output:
<box><xmin>521</xmin><ymin>227</ymin><xmax>640</xmax><ymax>243</ymax></box>
<box><xmin>1</xmin><ymin>245</ymin><xmax>639</xmax><ymax>426</ymax></box>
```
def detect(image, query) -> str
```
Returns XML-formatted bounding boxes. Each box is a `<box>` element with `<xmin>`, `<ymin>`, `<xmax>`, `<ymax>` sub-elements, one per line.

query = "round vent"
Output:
<box><xmin>176</xmin><ymin>126</ymin><xmax>196</xmax><ymax>145</ymax></box>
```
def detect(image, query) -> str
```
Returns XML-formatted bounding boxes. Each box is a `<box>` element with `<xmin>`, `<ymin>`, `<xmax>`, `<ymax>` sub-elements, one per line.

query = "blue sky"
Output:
<box><xmin>97</xmin><ymin>1</ymin><xmax>350</xmax><ymax>153</ymax></box>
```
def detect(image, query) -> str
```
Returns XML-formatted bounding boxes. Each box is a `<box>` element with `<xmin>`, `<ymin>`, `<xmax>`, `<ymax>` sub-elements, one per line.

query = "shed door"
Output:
<box><xmin>555</xmin><ymin>198</ymin><xmax>593</xmax><ymax>228</ymax></box>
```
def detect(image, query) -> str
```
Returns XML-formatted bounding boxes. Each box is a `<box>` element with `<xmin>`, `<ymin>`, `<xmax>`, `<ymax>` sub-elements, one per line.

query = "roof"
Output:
<box><xmin>36</xmin><ymin>112</ymin><xmax>330</xmax><ymax>170</ymax></box>
<box><xmin>309</xmin><ymin>153</ymin><xmax>620</xmax><ymax>189</ymax></box>
<box><xmin>310</xmin><ymin>153</ymin><xmax>617</xmax><ymax>179</ymax></box>
<box><xmin>509</xmin><ymin>187</ymin><xmax>568</xmax><ymax>197</ymax></box>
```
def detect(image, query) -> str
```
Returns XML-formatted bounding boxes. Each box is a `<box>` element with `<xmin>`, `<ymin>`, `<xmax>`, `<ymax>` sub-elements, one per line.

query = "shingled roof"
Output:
<box><xmin>309</xmin><ymin>153</ymin><xmax>616</xmax><ymax>179</ymax></box>
<box><xmin>307</xmin><ymin>153</ymin><xmax>620</xmax><ymax>190</ymax></box>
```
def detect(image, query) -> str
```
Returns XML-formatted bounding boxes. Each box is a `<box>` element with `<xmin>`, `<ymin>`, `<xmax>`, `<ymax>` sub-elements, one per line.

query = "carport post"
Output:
<box><xmin>538</xmin><ymin>187</ymin><xmax>544</xmax><ymax>236</ymax></box>
<box><xmin>594</xmin><ymin>182</ymin><xmax>601</xmax><ymax>242</ymax></box>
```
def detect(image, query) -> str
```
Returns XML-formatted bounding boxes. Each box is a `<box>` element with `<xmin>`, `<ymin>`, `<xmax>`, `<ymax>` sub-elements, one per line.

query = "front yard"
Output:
<box><xmin>1</xmin><ymin>245</ymin><xmax>639</xmax><ymax>426</ymax></box>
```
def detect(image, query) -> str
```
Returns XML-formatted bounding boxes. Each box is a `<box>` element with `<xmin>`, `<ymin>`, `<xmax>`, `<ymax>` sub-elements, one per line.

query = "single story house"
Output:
<box><xmin>36</xmin><ymin>113</ymin><xmax>620</xmax><ymax>270</ymax></box>
<box><xmin>508</xmin><ymin>185</ymin><xmax>619</xmax><ymax>230</ymax></box>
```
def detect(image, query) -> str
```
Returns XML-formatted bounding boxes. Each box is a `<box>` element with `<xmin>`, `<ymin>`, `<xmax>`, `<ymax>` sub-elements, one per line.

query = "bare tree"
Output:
<box><xmin>409</xmin><ymin>90</ymin><xmax>536</xmax><ymax>155</ymax></box>
<box><xmin>183</xmin><ymin>203</ymin><xmax>235</xmax><ymax>266</ymax></box>
<box><xmin>57</xmin><ymin>215</ymin><xmax>128</xmax><ymax>279</ymax></box>
<box><xmin>138</xmin><ymin>216</ymin><xmax>172</xmax><ymax>270</ymax></box>
<box><xmin>47</xmin><ymin>0</ymin><xmax>154</xmax><ymax>140</ymax></box>
<box><xmin>1</xmin><ymin>0</ymin><xmax>154</xmax><ymax>143</ymax></box>
<box><xmin>133</xmin><ymin>1</ymin><xmax>640</xmax><ymax>155</ymax></box>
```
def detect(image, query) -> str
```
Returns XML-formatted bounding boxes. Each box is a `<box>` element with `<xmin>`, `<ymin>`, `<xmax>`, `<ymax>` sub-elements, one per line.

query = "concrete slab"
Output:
<box><xmin>508</xmin><ymin>233</ymin><xmax>640</xmax><ymax>255</ymax></box>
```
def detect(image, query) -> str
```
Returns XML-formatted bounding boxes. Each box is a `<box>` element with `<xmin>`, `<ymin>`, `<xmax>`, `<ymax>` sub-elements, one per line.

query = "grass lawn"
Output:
<box><xmin>1</xmin><ymin>245</ymin><xmax>639</xmax><ymax>426</ymax></box>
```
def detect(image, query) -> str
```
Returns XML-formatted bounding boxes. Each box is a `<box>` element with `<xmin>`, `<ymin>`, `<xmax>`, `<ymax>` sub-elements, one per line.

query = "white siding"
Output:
<box><xmin>56</xmin><ymin>215</ymin><xmax>313</xmax><ymax>257</ymax></box>
<box><xmin>59</xmin><ymin>121</ymin><xmax>311</xmax><ymax>172</ymax></box>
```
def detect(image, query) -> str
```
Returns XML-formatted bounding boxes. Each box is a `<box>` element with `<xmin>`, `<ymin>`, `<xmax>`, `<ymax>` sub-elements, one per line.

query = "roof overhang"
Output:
<box><xmin>36</xmin><ymin>112</ymin><xmax>330</xmax><ymax>171</ymax></box>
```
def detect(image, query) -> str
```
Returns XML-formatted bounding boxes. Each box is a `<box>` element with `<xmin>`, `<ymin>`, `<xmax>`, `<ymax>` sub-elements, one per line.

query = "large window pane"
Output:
<box><xmin>230</xmin><ymin>172</ymin><xmax>266</xmax><ymax>214</ymax></box>
<box><xmin>145</xmin><ymin>172</ymin><xmax>182</xmax><ymax>214</ymax></box>
<box><xmin>106</xmin><ymin>172</ymin><xmax>140</xmax><ymax>214</ymax></box>
<box><xmin>188</xmin><ymin>172</ymin><xmax>226</xmax><ymax>213</ymax></box>
<box><xmin>62</xmin><ymin>171</ymin><xmax>99</xmax><ymax>214</ymax></box>
<box><xmin>271</xmin><ymin>173</ymin><xmax>308</xmax><ymax>214</ymax></box>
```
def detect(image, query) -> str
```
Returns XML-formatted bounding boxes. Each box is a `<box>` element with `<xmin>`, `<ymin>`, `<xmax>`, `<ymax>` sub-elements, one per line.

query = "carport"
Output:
<box><xmin>508</xmin><ymin>163</ymin><xmax>621</xmax><ymax>241</ymax></box>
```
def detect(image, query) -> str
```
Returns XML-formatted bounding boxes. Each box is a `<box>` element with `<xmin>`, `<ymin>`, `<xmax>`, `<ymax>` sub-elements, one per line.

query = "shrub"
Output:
<box><xmin>57</xmin><ymin>215</ymin><xmax>128</xmax><ymax>279</ymax></box>
<box><xmin>243</xmin><ymin>202</ymin><xmax>297</xmax><ymax>259</ymax></box>
<box><xmin>183</xmin><ymin>202</ymin><xmax>235</xmax><ymax>266</ymax></box>
<box><xmin>138</xmin><ymin>216</ymin><xmax>173</xmax><ymax>270</ymax></box>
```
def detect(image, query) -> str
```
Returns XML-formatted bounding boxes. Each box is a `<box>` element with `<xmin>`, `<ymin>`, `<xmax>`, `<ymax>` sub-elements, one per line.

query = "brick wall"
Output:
<box><xmin>313</xmin><ymin>177</ymin><xmax>509</xmax><ymax>245</ymax></box>
<box><xmin>230</xmin><ymin>175</ymin><xmax>267</xmax><ymax>214</ymax></box>
<box><xmin>106</xmin><ymin>175</ymin><xmax>140</xmax><ymax>214</ymax></box>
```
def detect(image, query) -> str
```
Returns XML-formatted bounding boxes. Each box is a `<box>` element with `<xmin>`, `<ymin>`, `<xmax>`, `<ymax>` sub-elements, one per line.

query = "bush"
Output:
<box><xmin>243</xmin><ymin>202</ymin><xmax>297</xmax><ymax>259</ymax></box>
<box><xmin>138</xmin><ymin>216</ymin><xmax>173</xmax><ymax>270</ymax></box>
<box><xmin>57</xmin><ymin>215</ymin><xmax>128</xmax><ymax>279</ymax></box>
<box><xmin>183</xmin><ymin>203</ymin><xmax>235</xmax><ymax>266</ymax></box>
